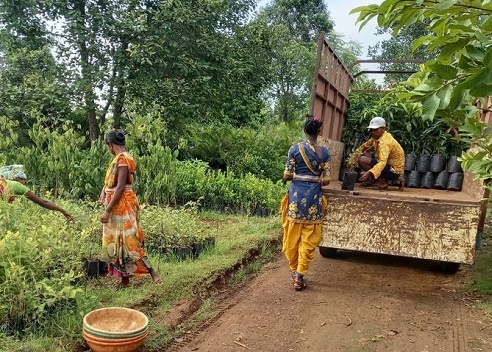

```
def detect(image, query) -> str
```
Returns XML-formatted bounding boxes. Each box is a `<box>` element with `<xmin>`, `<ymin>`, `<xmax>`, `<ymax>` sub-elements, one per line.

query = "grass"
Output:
<box><xmin>0</xmin><ymin>202</ymin><xmax>282</xmax><ymax>352</ymax></box>
<box><xmin>466</xmin><ymin>201</ymin><xmax>492</xmax><ymax>315</ymax></box>
<box><xmin>467</xmin><ymin>222</ymin><xmax>492</xmax><ymax>302</ymax></box>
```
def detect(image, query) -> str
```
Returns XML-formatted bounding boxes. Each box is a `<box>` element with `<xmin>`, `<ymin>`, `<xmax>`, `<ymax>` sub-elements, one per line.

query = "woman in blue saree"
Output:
<box><xmin>282</xmin><ymin>115</ymin><xmax>331</xmax><ymax>291</ymax></box>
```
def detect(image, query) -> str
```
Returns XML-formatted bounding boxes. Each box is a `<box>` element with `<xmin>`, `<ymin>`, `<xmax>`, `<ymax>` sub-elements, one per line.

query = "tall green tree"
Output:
<box><xmin>0</xmin><ymin>46</ymin><xmax>73</xmax><ymax>143</ymax></box>
<box><xmin>0</xmin><ymin>0</ymin><xmax>268</xmax><ymax>140</ymax></box>
<box><xmin>126</xmin><ymin>0</ymin><xmax>271</xmax><ymax>131</ymax></box>
<box><xmin>368</xmin><ymin>23</ymin><xmax>434</xmax><ymax>84</ymax></box>
<box><xmin>255</xmin><ymin>0</ymin><xmax>335</xmax><ymax>122</ymax></box>
<box><xmin>0</xmin><ymin>0</ymin><xmax>139</xmax><ymax>139</ymax></box>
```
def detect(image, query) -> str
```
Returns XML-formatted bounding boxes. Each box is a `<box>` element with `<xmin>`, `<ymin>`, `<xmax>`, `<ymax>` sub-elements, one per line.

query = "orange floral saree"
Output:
<box><xmin>101</xmin><ymin>152</ymin><xmax>151</xmax><ymax>277</ymax></box>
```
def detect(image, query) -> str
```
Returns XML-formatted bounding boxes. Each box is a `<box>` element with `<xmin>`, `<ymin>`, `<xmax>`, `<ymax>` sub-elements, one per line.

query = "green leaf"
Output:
<box><xmin>481</xmin><ymin>13</ymin><xmax>492</xmax><ymax>31</ymax></box>
<box><xmin>447</xmin><ymin>24</ymin><xmax>476</xmax><ymax>33</ymax></box>
<box><xmin>422</xmin><ymin>94</ymin><xmax>440</xmax><ymax>120</ymax></box>
<box><xmin>428</xmin><ymin>62</ymin><xmax>458</xmax><ymax>80</ymax></box>
<box><xmin>438</xmin><ymin>39</ymin><xmax>469</xmax><ymax>61</ymax></box>
<box><xmin>464</xmin><ymin>45</ymin><xmax>486</xmax><ymax>62</ymax></box>
<box><xmin>436</xmin><ymin>85</ymin><xmax>453</xmax><ymax>109</ymax></box>
<box><xmin>459</xmin><ymin>124</ymin><xmax>481</xmax><ymax>136</ymax></box>
<box><xmin>470</xmin><ymin>84</ymin><xmax>492</xmax><ymax>98</ymax></box>
<box><xmin>414</xmin><ymin>83</ymin><xmax>435</xmax><ymax>94</ymax></box>
<box><xmin>484</xmin><ymin>47</ymin><xmax>492</xmax><ymax>69</ymax></box>
<box><xmin>436</xmin><ymin>0</ymin><xmax>457</xmax><ymax>10</ymax></box>
<box><xmin>428</xmin><ymin>35</ymin><xmax>459</xmax><ymax>52</ymax></box>
<box><xmin>412</xmin><ymin>35</ymin><xmax>433</xmax><ymax>51</ymax></box>
<box><xmin>456</xmin><ymin>68</ymin><xmax>492</xmax><ymax>90</ymax></box>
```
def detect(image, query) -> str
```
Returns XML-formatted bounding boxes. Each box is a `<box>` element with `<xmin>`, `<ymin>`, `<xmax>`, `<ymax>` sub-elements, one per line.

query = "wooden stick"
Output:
<box><xmin>234</xmin><ymin>341</ymin><xmax>251</xmax><ymax>350</ymax></box>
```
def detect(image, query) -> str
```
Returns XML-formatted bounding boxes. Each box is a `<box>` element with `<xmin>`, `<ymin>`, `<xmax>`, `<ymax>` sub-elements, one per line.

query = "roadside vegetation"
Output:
<box><xmin>468</xmin><ymin>209</ymin><xmax>492</xmax><ymax>316</ymax></box>
<box><xmin>0</xmin><ymin>197</ymin><xmax>281</xmax><ymax>351</ymax></box>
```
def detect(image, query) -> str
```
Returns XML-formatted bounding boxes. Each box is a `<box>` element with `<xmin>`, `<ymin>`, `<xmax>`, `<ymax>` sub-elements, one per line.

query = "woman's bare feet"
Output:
<box><xmin>120</xmin><ymin>276</ymin><xmax>130</xmax><ymax>287</ymax></box>
<box><xmin>150</xmin><ymin>271</ymin><xmax>162</xmax><ymax>285</ymax></box>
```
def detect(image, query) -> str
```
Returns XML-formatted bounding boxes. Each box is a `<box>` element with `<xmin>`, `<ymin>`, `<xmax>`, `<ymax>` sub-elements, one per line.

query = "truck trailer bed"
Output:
<box><xmin>320</xmin><ymin>175</ymin><xmax>486</xmax><ymax>265</ymax></box>
<box><xmin>323</xmin><ymin>180</ymin><xmax>481</xmax><ymax>205</ymax></box>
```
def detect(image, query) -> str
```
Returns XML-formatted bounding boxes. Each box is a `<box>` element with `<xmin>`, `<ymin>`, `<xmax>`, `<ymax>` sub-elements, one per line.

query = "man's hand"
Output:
<box><xmin>359</xmin><ymin>171</ymin><xmax>372</xmax><ymax>183</ymax></box>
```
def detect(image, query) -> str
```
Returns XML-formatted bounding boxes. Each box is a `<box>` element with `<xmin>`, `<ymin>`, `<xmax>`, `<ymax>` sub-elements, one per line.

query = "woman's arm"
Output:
<box><xmin>100</xmin><ymin>165</ymin><xmax>128</xmax><ymax>223</ymax></box>
<box><xmin>320</xmin><ymin>148</ymin><xmax>331</xmax><ymax>186</ymax></box>
<box><xmin>25</xmin><ymin>191</ymin><xmax>73</xmax><ymax>220</ymax></box>
<box><xmin>283</xmin><ymin>146</ymin><xmax>296</xmax><ymax>183</ymax></box>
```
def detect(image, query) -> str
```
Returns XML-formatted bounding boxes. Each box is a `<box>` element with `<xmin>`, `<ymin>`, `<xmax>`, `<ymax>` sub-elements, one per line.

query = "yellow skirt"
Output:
<box><xmin>281</xmin><ymin>194</ymin><xmax>325</xmax><ymax>276</ymax></box>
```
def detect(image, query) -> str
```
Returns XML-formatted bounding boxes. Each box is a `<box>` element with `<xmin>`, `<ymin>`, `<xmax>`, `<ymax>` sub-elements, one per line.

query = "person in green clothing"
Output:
<box><xmin>0</xmin><ymin>165</ymin><xmax>73</xmax><ymax>220</ymax></box>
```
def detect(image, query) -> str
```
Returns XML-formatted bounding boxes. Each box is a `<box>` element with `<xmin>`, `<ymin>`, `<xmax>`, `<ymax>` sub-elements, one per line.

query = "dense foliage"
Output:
<box><xmin>2</xmin><ymin>119</ymin><xmax>288</xmax><ymax>214</ymax></box>
<box><xmin>343</xmin><ymin>89</ymin><xmax>464</xmax><ymax>160</ymax></box>
<box><xmin>0</xmin><ymin>195</ymin><xmax>280</xmax><ymax>347</ymax></box>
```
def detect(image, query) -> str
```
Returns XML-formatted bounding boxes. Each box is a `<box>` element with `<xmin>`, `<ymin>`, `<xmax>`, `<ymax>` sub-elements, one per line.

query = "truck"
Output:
<box><xmin>311</xmin><ymin>35</ymin><xmax>489</xmax><ymax>272</ymax></box>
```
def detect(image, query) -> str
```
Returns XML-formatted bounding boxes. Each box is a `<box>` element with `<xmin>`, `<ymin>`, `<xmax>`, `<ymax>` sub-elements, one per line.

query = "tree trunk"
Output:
<box><xmin>112</xmin><ymin>41</ymin><xmax>129</xmax><ymax>129</ymax></box>
<box><xmin>75</xmin><ymin>0</ymin><xmax>100</xmax><ymax>141</ymax></box>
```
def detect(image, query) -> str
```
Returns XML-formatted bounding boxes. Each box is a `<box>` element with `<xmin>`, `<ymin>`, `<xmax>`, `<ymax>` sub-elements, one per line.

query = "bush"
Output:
<box><xmin>3</xmin><ymin>119</ymin><xmax>289</xmax><ymax>215</ymax></box>
<box><xmin>0</xmin><ymin>200</ymin><xmax>84</xmax><ymax>334</ymax></box>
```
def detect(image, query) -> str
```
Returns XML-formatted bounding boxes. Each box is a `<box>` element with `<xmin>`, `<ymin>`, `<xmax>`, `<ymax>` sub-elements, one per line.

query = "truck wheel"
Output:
<box><xmin>319</xmin><ymin>246</ymin><xmax>337</xmax><ymax>258</ymax></box>
<box><xmin>440</xmin><ymin>262</ymin><xmax>460</xmax><ymax>274</ymax></box>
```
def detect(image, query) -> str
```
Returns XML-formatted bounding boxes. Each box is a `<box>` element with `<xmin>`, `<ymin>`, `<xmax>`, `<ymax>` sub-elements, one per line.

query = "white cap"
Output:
<box><xmin>367</xmin><ymin>116</ymin><xmax>386</xmax><ymax>129</ymax></box>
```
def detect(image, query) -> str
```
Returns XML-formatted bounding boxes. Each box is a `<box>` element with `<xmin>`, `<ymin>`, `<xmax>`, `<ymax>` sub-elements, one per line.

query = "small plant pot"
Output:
<box><xmin>447</xmin><ymin>172</ymin><xmax>464</xmax><ymax>191</ymax></box>
<box><xmin>145</xmin><ymin>245</ymin><xmax>159</xmax><ymax>255</ymax></box>
<box><xmin>169</xmin><ymin>246</ymin><xmax>193</xmax><ymax>261</ymax></box>
<box><xmin>429</xmin><ymin>154</ymin><xmax>445</xmax><ymax>173</ymax></box>
<box><xmin>447</xmin><ymin>155</ymin><xmax>463</xmax><ymax>173</ymax></box>
<box><xmin>415</xmin><ymin>154</ymin><xmax>430</xmax><ymax>172</ymax></box>
<box><xmin>434</xmin><ymin>170</ymin><xmax>449</xmax><ymax>189</ymax></box>
<box><xmin>404</xmin><ymin>153</ymin><xmax>416</xmax><ymax>171</ymax></box>
<box><xmin>192</xmin><ymin>242</ymin><xmax>204</xmax><ymax>258</ymax></box>
<box><xmin>84</xmin><ymin>259</ymin><xmax>99</xmax><ymax>279</ymax></box>
<box><xmin>404</xmin><ymin>171</ymin><xmax>410</xmax><ymax>187</ymax></box>
<box><xmin>158</xmin><ymin>246</ymin><xmax>168</xmax><ymax>255</ymax></box>
<box><xmin>341</xmin><ymin>171</ymin><xmax>357</xmax><ymax>191</ymax></box>
<box><xmin>339</xmin><ymin>165</ymin><xmax>346</xmax><ymax>183</ymax></box>
<box><xmin>420</xmin><ymin>171</ymin><xmax>435</xmax><ymax>189</ymax></box>
<box><xmin>406</xmin><ymin>170</ymin><xmax>421</xmax><ymax>188</ymax></box>
<box><xmin>476</xmin><ymin>232</ymin><xmax>482</xmax><ymax>250</ymax></box>
<box><xmin>98</xmin><ymin>260</ymin><xmax>108</xmax><ymax>276</ymax></box>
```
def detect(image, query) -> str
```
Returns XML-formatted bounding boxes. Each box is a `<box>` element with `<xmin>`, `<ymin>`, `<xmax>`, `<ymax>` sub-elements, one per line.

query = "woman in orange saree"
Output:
<box><xmin>100</xmin><ymin>129</ymin><xmax>161</xmax><ymax>286</ymax></box>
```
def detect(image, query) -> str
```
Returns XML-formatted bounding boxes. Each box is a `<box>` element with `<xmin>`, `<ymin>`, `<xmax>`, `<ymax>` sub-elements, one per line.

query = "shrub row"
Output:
<box><xmin>3</xmin><ymin>121</ymin><xmax>288</xmax><ymax>215</ymax></box>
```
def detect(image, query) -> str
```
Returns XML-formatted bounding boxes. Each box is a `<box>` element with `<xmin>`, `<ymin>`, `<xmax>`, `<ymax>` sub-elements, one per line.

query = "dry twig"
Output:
<box><xmin>345</xmin><ymin>314</ymin><xmax>353</xmax><ymax>326</ymax></box>
<box><xmin>234</xmin><ymin>340</ymin><xmax>251</xmax><ymax>350</ymax></box>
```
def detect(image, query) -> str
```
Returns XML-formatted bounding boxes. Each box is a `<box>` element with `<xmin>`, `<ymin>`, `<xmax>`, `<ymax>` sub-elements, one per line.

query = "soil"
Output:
<box><xmin>170</xmin><ymin>250</ymin><xmax>492</xmax><ymax>352</ymax></box>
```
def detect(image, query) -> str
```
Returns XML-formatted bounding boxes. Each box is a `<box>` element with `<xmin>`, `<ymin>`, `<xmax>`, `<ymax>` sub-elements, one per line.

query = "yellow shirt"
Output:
<box><xmin>350</xmin><ymin>131</ymin><xmax>405</xmax><ymax>179</ymax></box>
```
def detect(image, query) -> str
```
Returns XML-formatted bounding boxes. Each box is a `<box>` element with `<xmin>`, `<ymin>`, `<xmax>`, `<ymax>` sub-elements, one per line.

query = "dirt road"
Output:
<box><xmin>173</xmin><ymin>250</ymin><xmax>492</xmax><ymax>352</ymax></box>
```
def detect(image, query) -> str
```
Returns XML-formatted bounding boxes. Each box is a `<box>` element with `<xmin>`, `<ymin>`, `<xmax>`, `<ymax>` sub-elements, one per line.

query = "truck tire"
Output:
<box><xmin>440</xmin><ymin>262</ymin><xmax>460</xmax><ymax>274</ymax></box>
<box><xmin>319</xmin><ymin>246</ymin><xmax>337</xmax><ymax>258</ymax></box>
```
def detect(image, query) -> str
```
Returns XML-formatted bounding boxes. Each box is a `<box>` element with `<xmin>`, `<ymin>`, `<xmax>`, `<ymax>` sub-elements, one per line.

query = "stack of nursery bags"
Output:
<box><xmin>402</xmin><ymin>153</ymin><xmax>463</xmax><ymax>191</ymax></box>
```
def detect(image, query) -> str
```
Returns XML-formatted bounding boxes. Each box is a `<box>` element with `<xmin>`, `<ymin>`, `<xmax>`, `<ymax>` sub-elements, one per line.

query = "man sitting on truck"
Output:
<box><xmin>348</xmin><ymin>116</ymin><xmax>405</xmax><ymax>190</ymax></box>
